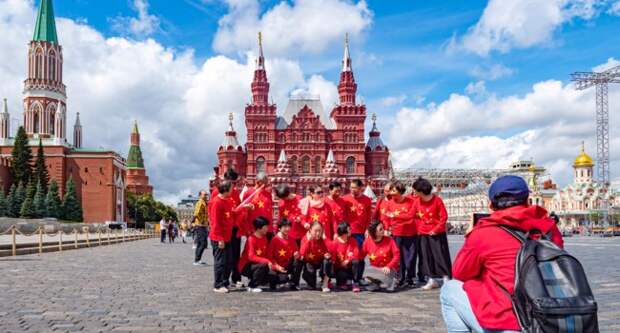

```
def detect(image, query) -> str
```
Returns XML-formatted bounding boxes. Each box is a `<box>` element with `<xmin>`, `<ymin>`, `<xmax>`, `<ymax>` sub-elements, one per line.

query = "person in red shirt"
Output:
<box><xmin>209</xmin><ymin>180</ymin><xmax>236</xmax><ymax>293</ymax></box>
<box><xmin>324</xmin><ymin>181</ymin><xmax>350</xmax><ymax>234</ymax></box>
<box><xmin>413</xmin><ymin>177</ymin><xmax>452</xmax><ymax>290</ymax></box>
<box><xmin>372</xmin><ymin>182</ymin><xmax>392</xmax><ymax>224</ymax></box>
<box><xmin>385</xmin><ymin>181</ymin><xmax>418</xmax><ymax>288</ymax></box>
<box><xmin>241</xmin><ymin>172</ymin><xmax>275</xmax><ymax>240</ymax></box>
<box><xmin>327</xmin><ymin>222</ymin><xmax>361</xmax><ymax>292</ymax></box>
<box><xmin>441</xmin><ymin>175</ymin><xmax>564</xmax><ymax>333</ymax></box>
<box><xmin>267</xmin><ymin>219</ymin><xmax>302</xmax><ymax>291</ymax></box>
<box><xmin>238</xmin><ymin>216</ymin><xmax>286</xmax><ymax>293</ymax></box>
<box><xmin>342</xmin><ymin>179</ymin><xmax>372</xmax><ymax>283</ymax></box>
<box><xmin>361</xmin><ymin>220</ymin><xmax>400</xmax><ymax>292</ymax></box>
<box><xmin>275</xmin><ymin>184</ymin><xmax>305</xmax><ymax>246</ymax></box>
<box><xmin>300</xmin><ymin>222</ymin><xmax>333</xmax><ymax>292</ymax></box>
<box><xmin>300</xmin><ymin>186</ymin><xmax>334</xmax><ymax>241</ymax></box>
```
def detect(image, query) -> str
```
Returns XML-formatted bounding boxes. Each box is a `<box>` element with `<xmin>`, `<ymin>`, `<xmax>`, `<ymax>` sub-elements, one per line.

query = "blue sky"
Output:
<box><xmin>1</xmin><ymin>0</ymin><xmax>620</xmax><ymax>202</ymax></box>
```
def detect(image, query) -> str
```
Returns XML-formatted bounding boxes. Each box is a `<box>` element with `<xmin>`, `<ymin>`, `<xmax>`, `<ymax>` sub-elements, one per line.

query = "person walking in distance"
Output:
<box><xmin>159</xmin><ymin>218</ymin><xmax>167</xmax><ymax>243</ymax></box>
<box><xmin>413</xmin><ymin>177</ymin><xmax>452</xmax><ymax>290</ymax></box>
<box><xmin>193</xmin><ymin>190</ymin><xmax>209</xmax><ymax>266</ymax></box>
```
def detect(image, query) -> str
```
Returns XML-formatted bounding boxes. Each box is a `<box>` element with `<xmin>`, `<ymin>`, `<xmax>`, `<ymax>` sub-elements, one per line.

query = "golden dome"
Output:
<box><xmin>574</xmin><ymin>143</ymin><xmax>594</xmax><ymax>168</ymax></box>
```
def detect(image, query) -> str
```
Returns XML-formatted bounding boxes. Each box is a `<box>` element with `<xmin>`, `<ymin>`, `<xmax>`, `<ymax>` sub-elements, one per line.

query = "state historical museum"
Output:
<box><xmin>216</xmin><ymin>34</ymin><xmax>391</xmax><ymax>194</ymax></box>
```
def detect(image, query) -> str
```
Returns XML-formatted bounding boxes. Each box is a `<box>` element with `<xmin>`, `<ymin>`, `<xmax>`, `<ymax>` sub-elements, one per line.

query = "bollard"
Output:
<box><xmin>38</xmin><ymin>227</ymin><xmax>43</xmax><ymax>255</ymax></box>
<box><xmin>59</xmin><ymin>231</ymin><xmax>63</xmax><ymax>252</ymax></box>
<box><xmin>122</xmin><ymin>229</ymin><xmax>126</xmax><ymax>242</ymax></box>
<box><xmin>85</xmin><ymin>229</ymin><xmax>91</xmax><ymax>248</ymax></box>
<box><xmin>74</xmin><ymin>229</ymin><xmax>78</xmax><ymax>249</ymax></box>
<box><xmin>11</xmin><ymin>226</ymin><xmax>16</xmax><ymax>256</ymax></box>
<box><xmin>98</xmin><ymin>229</ymin><xmax>102</xmax><ymax>247</ymax></box>
<box><xmin>107</xmin><ymin>229</ymin><xmax>111</xmax><ymax>245</ymax></box>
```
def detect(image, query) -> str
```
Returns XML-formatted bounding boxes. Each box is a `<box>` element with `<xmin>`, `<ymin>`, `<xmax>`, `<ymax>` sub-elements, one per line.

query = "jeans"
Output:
<box><xmin>160</xmin><ymin>229</ymin><xmax>166</xmax><ymax>243</ymax></box>
<box><xmin>211</xmin><ymin>240</ymin><xmax>233</xmax><ymax>289</ymax></box>
<box><xmin>440</xmin><ymin>280</ymin><xmax>520</xmax><ymax>333</ymax></box>
<box><xmin>351</xmin><ymin>233</ymin><xmax>365</xmax><ymax>280</ymax></box>
<box><xmin>194</xmin><ymin>227</ymin><xmax>208</xmax><ymax>262</ymax></box>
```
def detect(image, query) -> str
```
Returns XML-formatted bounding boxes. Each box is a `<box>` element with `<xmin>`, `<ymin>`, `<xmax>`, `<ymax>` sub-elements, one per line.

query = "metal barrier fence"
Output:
<box><xmin>0</xmin><ymin>225</ymin><xmax>157</xmax><ymax>257</ymax></box>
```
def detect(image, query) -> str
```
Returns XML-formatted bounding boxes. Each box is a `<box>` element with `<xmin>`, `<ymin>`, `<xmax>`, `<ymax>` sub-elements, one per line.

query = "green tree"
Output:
<box><xmin>44</xmin><ymin>179</ymin><xmax>62</xmax><ymax>218</ymax></box>
<box><xmin>25</xmin><ymin>180</ymin><xmax>36</xmax><ymax>200</ymax></box>
<box><xmin>20</xmin><ymin>195</ymin><xmax>35</xmax><ymax>218</ymax></box>
<box><xmin>0</xmin><ymin>190</ymin><xmax>7</xmax><ymax>217</ymax></box>
<box><xmin>33</xmin><ymin>139</ymin><xmax>50</xmax><ymax>193</ymax></box>
<box><xmin>6</xmin><ymin>184</ymin><xmax>17</xmax><ymax>217</ymax></box>
<box><xmin>61</xmin><ymin>177</ymin><xmax>83</xmax><ymax>222</ymax></box>
<box><xmin>10</xmin><ymin>126</ymin><xmax>32</xmax><ymax>186</ymax></box>
<box><xmin>33</xmin><ymin>181</ymin><xmax>46</xmax><ymax>218</ymax></box>
<box><xmin>11</xmin><ymin>182</ymin><xmax>26</xmax><ymax>218</ymax></box>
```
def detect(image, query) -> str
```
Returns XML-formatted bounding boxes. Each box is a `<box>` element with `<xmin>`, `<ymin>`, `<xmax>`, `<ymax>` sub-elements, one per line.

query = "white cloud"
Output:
<box><xmin>212</xmin><ymin>0</ymin><xmax>373</xmax><ymax>56</ymax></box>
<box><xmin>464</xmin><ymin>80</ymin><xmax>487</xmax><ymax>97</ymax></box>
<box><xmin>593</xmin><ymin>57</ymin><xmax>620</xmax><ymax>72</ymax></box>
<box><xmin>450</xmin><ymin>0</ymin><xmax>601</xmax><ymax>56</ymax></box>
<box><xmin>380</xmin><ymin>94</ymin><xmax>407</xmax><ymax>107</ymax></box>
<box><xmin>110</xmin><ymin>0</ymin><xmax>160</xmax><ymax>37</ymax></box>
<box><xmin>470</xmin><ymin>63</ymin><xmax>514</xmax><ymax>80</ymax></box>
<box><xmin>609</xmin><ymin>1</ymin><xmax>620</xmax><ymax>15</ymax></box>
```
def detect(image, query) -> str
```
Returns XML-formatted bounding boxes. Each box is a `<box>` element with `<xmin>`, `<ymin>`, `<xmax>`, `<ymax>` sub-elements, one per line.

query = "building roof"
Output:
<box><xmin>282</xmin><ymin>95</ymin><xmax>335</xmax><ymax>130</ymax></box>
<box><xmin>574</xmin><ymin>143</ymin><xmax>594</xmax><ymax>168</ymax></box>
<box><xmin>126</xmin><ymin>145</ymin><xmax>145</xmax><ymax>168</ymax></box>
<box><xmin>33</xmin><ymin>0</ymin><xmax>58</xmax><ymax>43</ymax></box>
<box><xmin>366</xmin><ymin>114</ymin><xmax>387</xmax><ymax>150</ymax></box>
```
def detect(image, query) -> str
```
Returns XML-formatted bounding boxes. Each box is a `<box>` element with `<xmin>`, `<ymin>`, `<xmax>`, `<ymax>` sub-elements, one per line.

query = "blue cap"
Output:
<box><xmin>488</xmin><ymin>175</ymin><xmax>529</xmax><ymax>206</ymax></box>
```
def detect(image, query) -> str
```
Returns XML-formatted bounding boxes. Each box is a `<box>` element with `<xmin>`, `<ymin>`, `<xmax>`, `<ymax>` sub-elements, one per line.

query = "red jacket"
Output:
<box><xmin>361</xmin><ymin>236</ymin><xmax>400</xmax><ymax>271</ymax></box>
<box><xmin>242</xmin><ymin>187</ymin><xmax>275</xmax><ymax>233</ymax></box>
<box><xmin>328</xmin><ymin>236</ymin><xmax>360</xmax><ymax>269</ymax></box>
<box><xmin>211</xmin><ymin>187</ymin><xmax>243</xmax><ymax>237</ymax></box>
<box><xmin>267</xmin><ymin>234</ymin><xmax>298</xmax><ymax>268</ymax></box>
<box><xmin>238</xmin><ymin>234</ymin><xmax>271</xmax><ymax>272</ymax></box>
<box><xmin>278</xmin><ymin>195</ymin><xmax>305</xmax><ymax>240</ymax></box>
<box><xmin>385</xmin><ymin>196</ymin><xmax>417</xmax><ymax>237</ymax></box>
<box><xmin>372</xmin><ymin>196</ymin><xmax>391</xmax><ymax>225</ymax></box>
<box><xmin>342</xmin><ymin>194</ymin><xmax>372</xmax><ymax>234</ymax></box>
<box><xmin>415</xmin><ymin>195</ymin><xmax>448</xmax><ymax>235</ymax></box>
<box><xmin>304</xmin><ymin>203</ymin><xmax>335</xmax><ymax>241</ymax></box>
<box><xmin>299</xmin><ymin>235</ymin><xmax>329</xmax><ymax>266</ymax></box>
<box><xmin>453</xmin><ymin>205</ymin><xmax>564</xmax><ymax>331</ymax></box>
<box><xmin>325</xmin><ymin>196</ymin><xmax>349</xmax><ymax>232</ymax></box>
<box><xmin>208</xmin><ymin>195</ymin><xmax>234</xmax><ymax>242</ymax></box>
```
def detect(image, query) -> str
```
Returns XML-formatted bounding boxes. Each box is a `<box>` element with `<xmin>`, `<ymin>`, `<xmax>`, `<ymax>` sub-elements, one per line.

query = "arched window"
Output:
<box><xmin>313</xmin><ymin>156</ymin><xmax>321</xmax><ymax>173</ymax></box>
<box><xmin>49</xmin><ymin>50</ymin><xmax>56</xmax><ymax>81</ymax></box>
<box><xmin>33</xmin><ymin>111</ymin><xmax>40</xmax><ymax>133</ymax></box>
<box><xmin>302</xmin><ymin>156</ymin><xmax>310</xmax><ymax>174</ymax></box>
<box><xmin>256</xmin><ymin>156</ymin><xmax>265</xmax><ymax>174</ymax></box>
<box><xmin>49</xmin><ymin>112</ymin><xmax>55</xmax><ymax>135</ymax></box>
<box><xmin>290</xmin><ymin>156</ymin><xmax>297</xmax><ymax>175</ymax></box>
<box><xmin>346</xmin><ymin>157</ymin><xmax>355</xmax><ymax>174</ymax></box>
<box><xmin>35</xmin><ymin>48</ymin><xmax>43</xmax><ymax>79</ymax></box>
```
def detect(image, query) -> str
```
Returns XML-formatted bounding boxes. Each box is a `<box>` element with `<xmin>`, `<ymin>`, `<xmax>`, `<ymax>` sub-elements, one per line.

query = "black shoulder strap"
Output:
<box><xmin>498</xmin><ymin>225</ymin><xmax>527</xmax><ymax>243</ymax></box>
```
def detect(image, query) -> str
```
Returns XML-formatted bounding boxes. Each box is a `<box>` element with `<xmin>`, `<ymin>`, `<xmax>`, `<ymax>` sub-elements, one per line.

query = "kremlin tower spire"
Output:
<box><xmin>73</xmin><ymin>112</ymin><xmax>82</xmax><ymax>148</ymax></box>
<box><xmin>126</xmin><ymin>121</ymin><xmax>153</xmax><ymax>195</ymax></box>
<box><xmin>338</xmin><ymin>33</ymin><xmax>357</xmax><ymax>105</ymax></box>
<box><xmin>251</xmin><ymin>32</ymin><xmax>270</xmax><ymax>106</ymax></box>
<box><xmin>1</xmin><ymin>98</ymin><xmax>10</xmax><ymax>140</ymax></box>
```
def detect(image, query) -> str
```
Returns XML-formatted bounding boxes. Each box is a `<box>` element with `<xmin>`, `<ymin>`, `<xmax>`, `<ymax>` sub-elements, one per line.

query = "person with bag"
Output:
<box><xmin>440</xmin><ymin>175</ymin><xmax>570</xmax><ymax>332</ymax></box>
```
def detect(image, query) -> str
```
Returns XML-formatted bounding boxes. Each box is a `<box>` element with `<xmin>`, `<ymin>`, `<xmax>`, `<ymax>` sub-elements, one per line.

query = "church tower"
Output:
<box><xmin>365</xmin><ymin>113</ymin><xmax>389</xmax><ymax>177</ymax></box>
<box><xmin>73</xmin><ymin>112</ymin><xmax>82</xmax><ymax>148</ymax></box>
<box><xmin>0</xmin><ymin>98</ymin><xmax>10</xmax><ymax>142</ymax></box>
<box><xmin>23</xmin><ymin>0</ymin><xmax>67</xmax><ymax>141</ymax></box>
<box><xmin>126</xmin><ymin>121</ymin><xmax>153</xmax><ymax>195</ymax></box>
<box><xmin>573</xmin><ymin>142</ymin><xmax>594</xmax><ymax>185</ymax></box>
<box><xmin>217</xmin><ymin>113</ymin><xmax>247</xmax><ymax>177</ymax></box>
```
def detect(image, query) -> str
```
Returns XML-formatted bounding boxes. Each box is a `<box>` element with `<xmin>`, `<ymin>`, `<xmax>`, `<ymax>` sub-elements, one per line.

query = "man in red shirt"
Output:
<box><xmin>324</xmin><ymin>181</ymin><xmax>350</xmax><ymax>233</ymax></box>
<box><xmin>209</xmin><ymin>180</ymin><xmax>236</xmax><ymax>293</ymax></box>
<box><xmin>342</xmin><ymin>179</ymin><xmax>372</xmax><ymax>283</ymax></box>
<box><xmin>267</xmin><ymin>219</ymin><xmax>302</xmax><ymax>290</ymax></box>
<box><xmin>241</xmin><ymin>172</ymin><xmax>275</xmax><ymax>239</ymax></box>
<box><xmin>441</xmin><ymin>175</ymin><xmax>563</xmax><ymax>332</ymax></box>
<box><xmin>385</xmin><ymin>181</ymin><xmax>418</xmax><ymax>288</ymax></box>
<box><xmin>372</xmin><ymin>182</ymin><xmax>392</xmax><ymax>224</ymax></box>
<box><xmin>275</xmin><ymin>184</ymin><xmax>305</xmax><ymax>246</ymax></box>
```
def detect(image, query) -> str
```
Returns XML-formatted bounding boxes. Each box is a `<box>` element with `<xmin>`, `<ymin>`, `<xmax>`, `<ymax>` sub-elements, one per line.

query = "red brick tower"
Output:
<box><xmin>126</xmin><ymin>121</ymin><xmax>153</xmax><ymax>195</ymax></box>
<box><xmin>217</xmin><ymin>113</ymin><xmax>246</xmax><ymax>175</ymax></box>
<box><xmin>365</xmin><ymin>113</ymin><xmax>390</xmax><ymax>183</ymax></box>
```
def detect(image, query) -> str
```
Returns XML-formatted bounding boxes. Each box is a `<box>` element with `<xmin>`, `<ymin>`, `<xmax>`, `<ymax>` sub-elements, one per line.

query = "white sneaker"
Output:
<box><xmin>322</xmin><ymin>287</ymin><xmax>331</xmax><ymax>293</ymax></box>
<box><xmin>192</xmin><ymin>244</ymin><xmax>197</xmax><ymax>249</ymax></box>
<box><xmin>247</xmin><ymin>287</ymin><xmax>262</xmax><ymax>293</ymax></box>
<box><xmin>421</xmin><ymin>278</ymin><xmax>439</xmax><ymax>290</ymax></box>
<box><xmin>213</xmin><ymin>287</ymin><xmax>229</xmax><ymax>293</ymax></box>
<box><xmin>193</xmin><ymin>261</ymin><xmax>206</xmax><ymax>266</ymax></box>
<box><xmin>235</xmin><ymin>281</ymin><xmax>245</xmax><ymax>289</ymax></box>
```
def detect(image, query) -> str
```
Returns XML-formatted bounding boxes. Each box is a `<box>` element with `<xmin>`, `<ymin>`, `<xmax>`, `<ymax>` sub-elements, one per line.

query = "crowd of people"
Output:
<box><xmin>188</xmin><ymin>168</ymin><xmax>452</xmax><ymax>294</ymax></box>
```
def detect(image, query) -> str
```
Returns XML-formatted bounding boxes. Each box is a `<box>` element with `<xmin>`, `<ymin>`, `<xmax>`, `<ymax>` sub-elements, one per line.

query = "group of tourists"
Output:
<box><xmin>190</xmin><ymin>167</ymin><xmax>452</xmax><ymax>294</ymax></box>
<box><xmin>159</xmin><ymin>219</ymin><xmax>179</xmax><ymax>243</ymax></box>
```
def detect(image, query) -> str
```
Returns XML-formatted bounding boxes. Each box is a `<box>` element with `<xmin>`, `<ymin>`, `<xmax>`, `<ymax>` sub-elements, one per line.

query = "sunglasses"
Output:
<box><xmin>314</xmin><ymin>191</ymin><xmax>324</xmax><ymax>195</ymax></box>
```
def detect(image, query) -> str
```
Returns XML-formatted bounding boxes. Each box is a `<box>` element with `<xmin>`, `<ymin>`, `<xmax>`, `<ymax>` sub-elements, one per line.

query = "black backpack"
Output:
<box><xmin>497</xmin><ymin>226</ymin><xmax>599</xmax><ymax>333</ymax></box>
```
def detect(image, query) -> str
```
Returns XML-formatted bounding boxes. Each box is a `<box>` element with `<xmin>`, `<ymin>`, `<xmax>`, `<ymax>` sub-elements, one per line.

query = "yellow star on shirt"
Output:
<box><xmin>225</xmin><ymin>212</ymin><xmax>231</xmax><ymax>218</ymax></box>
<box><xmin>311</xmin><ymin>213</ymin><xmax>320</xmax><ymax>222</ymax></box>
<box><xmin>256</xmin><ymin>249</ymin><xmax>262</xmax><ymax>256</ymax></box>
<box><xmin>369</xmin><ymin>253</ymin><xmax>377</xmax><ymax>261</ymax></box>
<box><xmin>308</xmin><ymin>253</ymin><xmax>315</xmax><ymax>260</ymax></box>
<box><xmin>417</xmin><ymin>211</ymin><xmax>425</xmax><ymax>218</ymax></box>
<box><xmin>393</xmin><ymin>209</ymin><xmax>400</xmax><ymax>217</ymax></box>
<box><xmin>278</xmin><ymin>249</ymin><xmax>287</xmax><ymax>257</ymax></box>
<box><xmin>257</xmin><ymin>201</ymin><xmax>264</xmax><ymax>208</ymax></box>
<box><xmin>282</xmin><ymin>209</ymin><xmax>289</xmax><ymax>217</ymax></box>
<box><xmin>350</xmin><ymin>206</ymin><xmax>357</xmax><ymax>212</ymax></box>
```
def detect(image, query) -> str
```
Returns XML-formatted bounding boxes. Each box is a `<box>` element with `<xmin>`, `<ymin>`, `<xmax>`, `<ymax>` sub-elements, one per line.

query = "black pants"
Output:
<box><xmin>211</xmin><ymin>240</ymin><xmax>233</xmax><ymax>289</ymax></box>
<box><xmin>268</xmin><ymin>259</ymin><xmax>302</xmax><ymax>289</ymax></box>
<box><xmin>229</xmin><ymin>228</ymin><xmax>242</xmax><ymax>283</ymax></box>
<box><xmin>418</xmin><ymin>233</ymin><xmax>452</xmax><ymax>279</ymax></box>
<box><xmin>302</xmin><ymin>259</ymin><xmax>332</xmax><ymax>289</ymax></box>
<box><xmin>352</xmin><ymin>233</ymin><xmax>365</xmax><ymax>280</ymax></box>
<box><xmin>194</xmin><ymin>227</ymin><xmax>208</xmax><ymax>262</ymax></box>
<box><xmin>393</xmin><ymin>235</ymin><xmax>418</xmax><ymax>283</ymax></box>
<box><xmin>242</xmin><ymin>263</ymin><xmax>269</xmax><ymax>288</ymax></box>
<box><xmin>160</xmin><ymin>229</ymin><xmax>166</xmax><ymax>242</ymax></box>
<box><xmin>330</xmin><ymin>260</ymin><xmax>362</xmax><ymax>286</ymax></box>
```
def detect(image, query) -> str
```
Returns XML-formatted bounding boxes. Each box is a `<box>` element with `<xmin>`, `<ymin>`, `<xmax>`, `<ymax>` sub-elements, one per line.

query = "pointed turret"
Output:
<box><xmin>366</xmin><ymin>113</ymin><xmax>386</xmax><ymax>151</ymax></box>
<box><xmin>337</xmin><ymin>33</ymin><xmax>357</xmax><ymax>105</ymax></box>
<box><xmin>217</xmin><ymin>113</ymin><xmax>247</xmax><ymax>179</ymax></box>
<box><xmin>73</xmin><ymin>112</ymin><xmax>82</xmax><ymax>148</ymax></box>
<box><xmin>33</xmin><ymin>0</ymin><xmax>58</xmax><ymax>43</ymax></box>
<box><xmin>251</xmin><ymin>31</ymin><xmax>270</xmax><ymax>106</ymax></box>
<box><xmin>1</xmin><ymin>98</ymin><xmax>10</xmax><ymax>140</ymax></box>
<box><xmin>126</xmin><ymin>120</ymin><xmax>153</xmax><ymax>195</ymax></box>
<box><xmin>257</xmin><ymin>31</ymin><xmax>265</xmax><ymax>70</ymax></box>
<box><xmin>221</xmin><ymin>113</ymin><xmax>242</xmax><ymax>150</ymax></box>
<box><xmin>322</xmin><ymin>149</ymin><xmax>339</xmax><ymax>175</ymax></box>
<box><xmin>131</xmin><ymin>120</ymin><xmax>140</xmax><ymax>146</ymax></box>
<box><xmin>342</xmin><ymin>33</ymin><xmax>352</xmax><ymax>72</ymax></box>
<box><xmin>365</xmin><ymin>113</ymin><xmax>389</xmax><ymax>177</ymax></box>
<box><xmin>274</xmin><ymin>149</ymin><xmax>291</xmax><ymax>175</ymax></box>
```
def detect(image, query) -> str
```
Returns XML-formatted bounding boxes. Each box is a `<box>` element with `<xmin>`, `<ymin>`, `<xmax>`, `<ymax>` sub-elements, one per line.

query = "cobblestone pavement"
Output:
<box><xmin>0</xmin><ymin>236</ymin><xmax>619</xmax><ymax>332</ymax></box>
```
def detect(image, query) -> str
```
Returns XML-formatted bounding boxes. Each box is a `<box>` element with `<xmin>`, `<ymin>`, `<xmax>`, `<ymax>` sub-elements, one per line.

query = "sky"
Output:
<box><xmin>0</xmin><ymin>0</ymin><xmax>619</xmax><ymax>204</ymax></box>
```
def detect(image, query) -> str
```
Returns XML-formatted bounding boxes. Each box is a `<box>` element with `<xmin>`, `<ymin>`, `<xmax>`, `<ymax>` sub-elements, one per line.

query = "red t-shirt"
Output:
<box><xmin>208</xmin><ymin>195</ymin><xmax>235</xmax><ymax>242</ymax></box>
<box><xmin>361</xmin><ymin>236</ymin><xmax>400</xmax><ymax>270</ymax></box>
<box><xmin>325</xmin><ymin>196</ymin><xmax>349</xmax><ymax>232</ymax></box>
<box><xmin>328</xmin><ymin>236</ymin><xmax>360</xmax><ymax>269</ymax></box>
<box><xmin>304</xmin><ymin>204</ymin><xmax>334</xmax><ymax>241</ymax></box>
<box><xmin>299</xmin><ymin>235</ymin><xmax>329</xmax><ymax>266</ymax></box>
<box><xmin>267</xmin><ymin>234</ymin><xmax>298</xmax><ymax>268</ymax></box>
<box><xmin>415</xmin><ymin>195</ymin><xmax>448</xmax><ymax>235</ymax></box>
<box><xmin>278</xmin><ymin>194</ymin><xmax>305</xmax><ymax>240</ymax></box>
<box><xmin>372</xmin><ymin>196</ymin><xmax>391</xmax><ymax>226</ymax></box>
<box><xmin>385</xmin><ymin>196</ymin><xmax>417</xmax><ymax>237</ymax></box>
<box><xmin>243</xmin><ymin>187</ymin><xmax>275</xmax><ymax>233</ymax></box>
<box><xmin>238</xmin><ymin>234</ymin><xmax>271</xmax><ymax>272</ymax></box>
<box><xmin>212</xmin><ymin>187</ymin><xmax>243</xmax><ymax>237</ymax></box>
<box><xmin>342</xmin><ymin>194</ymin><xmax>372</xmax><ymax>234</ymax></box>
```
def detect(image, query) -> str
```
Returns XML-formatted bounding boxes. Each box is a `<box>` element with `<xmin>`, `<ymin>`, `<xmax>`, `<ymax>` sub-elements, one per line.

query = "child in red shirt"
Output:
<box><xmin>275</xmin><ymin>184</ymin><xmax>306</xmax><ymax>245</ymax></box>
<box><xmin>238</xmin><ymin>216</ymin><xmax>286</xmax><ymax>293</ymax></box>
<box><xmin>327</xmin><ymin>222</ymin><xmax>361</xmax><ymax>292</ymax></box>
<box><xmin>267</xmin><ymin>219</ymin><xmax>302</xmax><ymax>291</ymax></box>
<box><xmin>361</xmin><ymin>220</ymin><xmax>400</xmax><ymax>292</ymax></box>
<box><xmin>299</xmin><ymin>222</ymin><xmax>333</xmax><ymax>292</ymax></box>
